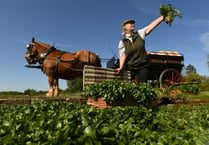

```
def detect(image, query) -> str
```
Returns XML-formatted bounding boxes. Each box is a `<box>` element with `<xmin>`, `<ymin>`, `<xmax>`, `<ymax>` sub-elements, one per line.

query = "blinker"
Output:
<box><xmin>26</xmin><ymin>44</ymin><xmax>30</xmax><ymax>49</ymax></box>
<box><xmin>26</xmin><ymin>43</ymin><xmax>34</xmax><ymax>50</ymax></box>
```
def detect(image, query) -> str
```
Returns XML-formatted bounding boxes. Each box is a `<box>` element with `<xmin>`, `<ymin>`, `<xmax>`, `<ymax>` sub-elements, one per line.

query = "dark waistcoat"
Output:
<box><xmin>122</xmin><ymin>32</ymin><xmax>148</xmax><ymax>70</ymax></box>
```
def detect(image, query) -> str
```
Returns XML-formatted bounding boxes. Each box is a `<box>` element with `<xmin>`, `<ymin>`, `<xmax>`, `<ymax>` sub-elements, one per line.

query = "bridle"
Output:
<box><xmin>26</xmin><ymin>43</ymin><xmax>37</xmax><ymax>56</ymax></box>
<box><xmin>26</xmin><ymin>42</ymin><xmax>56</xmax><ymax>64</ymax></box>
<box><xmin>26</xmin><ymin>43</ymin><xmax>38</xmax><ymax>64</ymax></box>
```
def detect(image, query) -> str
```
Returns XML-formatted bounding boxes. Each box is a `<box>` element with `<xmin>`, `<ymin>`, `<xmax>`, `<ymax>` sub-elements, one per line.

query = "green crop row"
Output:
<box><xmin>171</xmin><ymin>83</ymin><xmax>199</xmax><ymax>94</ymax></box>
<box><xmin>82</xmin><ymin>80</ymin><xmax>157</xmax><ymax>106</ymax></box>
<box><xmin>1</xmin><ymin>101</ymin><xmax>209</xmax><ymax>144</ymax></box>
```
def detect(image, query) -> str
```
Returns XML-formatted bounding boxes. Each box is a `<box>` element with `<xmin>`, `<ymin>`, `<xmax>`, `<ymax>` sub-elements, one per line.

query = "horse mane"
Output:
<box><xmin>37</xmin><ymin>41</ymin><xmax>53</xmax><ymax>48</ymax></box>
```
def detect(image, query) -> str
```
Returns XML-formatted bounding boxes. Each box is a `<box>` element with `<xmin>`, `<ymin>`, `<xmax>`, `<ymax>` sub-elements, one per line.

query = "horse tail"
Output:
<box><xmin>88</xmin><ymin>51</ymin><xmax>101</xmax><ymax>67</ymax></box>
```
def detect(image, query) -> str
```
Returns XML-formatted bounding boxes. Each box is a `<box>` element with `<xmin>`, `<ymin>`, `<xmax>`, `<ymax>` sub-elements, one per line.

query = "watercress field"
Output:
<box><xmin>1</xmin><ymin>101</ymin><xmax>209</xmax><ymax>144</ymax></box>
<box><xmin>0</xmin><ymin>80</ymin><xmax>208</xmax><ymax>144</ymax></box>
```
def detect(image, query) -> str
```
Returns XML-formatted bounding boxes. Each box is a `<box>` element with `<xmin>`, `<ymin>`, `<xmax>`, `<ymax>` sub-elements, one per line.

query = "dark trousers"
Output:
<box><xmin>131</xmin><ymin>67</ymin><xmax>149</xmax><ymax>83</ymax></box>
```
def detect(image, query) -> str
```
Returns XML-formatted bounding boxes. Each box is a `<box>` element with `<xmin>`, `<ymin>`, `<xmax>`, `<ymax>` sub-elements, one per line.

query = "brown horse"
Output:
<box><xmin>25</xmin><ymin>37</ymin><xmax>101</xmax><ymax>97</ymax></box>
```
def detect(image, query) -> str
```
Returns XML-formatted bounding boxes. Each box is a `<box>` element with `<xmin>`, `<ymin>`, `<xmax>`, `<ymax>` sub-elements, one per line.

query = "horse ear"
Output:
<box><xmin>32</xmin><ymin>37</ymin><xmax>35</xmax><ymax>43</ymax></box>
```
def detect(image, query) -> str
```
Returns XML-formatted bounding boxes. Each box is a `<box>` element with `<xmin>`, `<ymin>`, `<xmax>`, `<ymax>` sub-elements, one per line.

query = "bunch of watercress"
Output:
<box><xmin>160</xmin><ymin>4</ymin><xmax>183</xmax><ymax>26</ymax></box>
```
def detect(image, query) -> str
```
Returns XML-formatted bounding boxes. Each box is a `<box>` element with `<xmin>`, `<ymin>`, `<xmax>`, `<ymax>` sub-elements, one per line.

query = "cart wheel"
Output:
<box><xmin>159</xmin><ymin>69</ymin><xmax>183</xmax><ymax>88</ymax></box>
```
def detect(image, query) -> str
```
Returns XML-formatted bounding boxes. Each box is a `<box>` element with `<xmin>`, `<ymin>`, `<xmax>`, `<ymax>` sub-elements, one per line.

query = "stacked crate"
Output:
<box><xmin>83</xmin><ymin>65</ymin><xmax>132</xmax><ymax>108</ymax></box>
<box><xmin>83</xmin><ymin>65</ymin><xmax>131</xmax><ymax>90</ymax></box>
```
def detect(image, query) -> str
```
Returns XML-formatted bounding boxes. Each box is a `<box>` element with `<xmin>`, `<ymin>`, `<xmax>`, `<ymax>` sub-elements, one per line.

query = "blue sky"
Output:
<box><xmin>0</xmin><ymin>0</ymin><xmax>209</xmax><ymax>92</ymax></box>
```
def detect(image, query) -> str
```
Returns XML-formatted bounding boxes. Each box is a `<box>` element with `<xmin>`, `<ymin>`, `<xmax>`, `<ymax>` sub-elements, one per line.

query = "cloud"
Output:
<box><xmin>130</xmin><ymin>0</ymin><xmax>162</xmax><ymax>16</ymax></box>
<box><xmin>188</xmin><ymin>19</ymin><xmax>209</xmax><ymax>27</ymax></box>
<box><xmin>199</xmin><ymin>32</ymin><xmax>209</xmax><ymax>51</ymax></box>
<box><xmin>44</xmin><ymin>41</ymin><xmax>81</xmax><ymax>51</ymax></box>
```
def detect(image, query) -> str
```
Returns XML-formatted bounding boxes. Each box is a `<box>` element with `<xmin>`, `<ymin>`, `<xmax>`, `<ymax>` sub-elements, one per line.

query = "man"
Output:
<box><xmin>116</xmin><ymin>16</ymin><xmax>164</xmax><ymax>83</ymax></box>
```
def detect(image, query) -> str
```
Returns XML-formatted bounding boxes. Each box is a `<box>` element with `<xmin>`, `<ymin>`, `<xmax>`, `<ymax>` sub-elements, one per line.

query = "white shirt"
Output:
<box><xmin>118</xmin><ymin>27</ymin><xmax>147</xmax><ymax>56</ymax></box>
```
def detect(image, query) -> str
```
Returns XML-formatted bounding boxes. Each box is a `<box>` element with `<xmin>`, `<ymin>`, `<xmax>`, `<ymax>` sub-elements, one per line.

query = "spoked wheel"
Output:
<box><xmin>159</xmin><ymin>69</ymin><xmax>183</xmax><ymax>88</ymax></box>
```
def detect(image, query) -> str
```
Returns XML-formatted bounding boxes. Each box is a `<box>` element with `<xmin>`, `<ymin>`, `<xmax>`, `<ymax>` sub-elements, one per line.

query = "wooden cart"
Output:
<box><xmin>147</xmin><ymin>51</ymin><xmax>184</xmax><ymax>88</ymax></box>
<box><xmin>83</xmin><ymin>51</ymin><xmax>184</xmax><ymax>89</ymax></box>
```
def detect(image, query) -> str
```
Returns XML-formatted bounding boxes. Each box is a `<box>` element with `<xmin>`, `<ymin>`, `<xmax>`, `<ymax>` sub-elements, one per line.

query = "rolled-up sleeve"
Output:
<box><xmin>137</xmin><ymin>27</ymin><xmax>147</xmax><ymax>39</ymax></box>
<box><xmin>118</xmin><ymin>40</ymin><xmax>125</xmax><ymax>56</ymax></box>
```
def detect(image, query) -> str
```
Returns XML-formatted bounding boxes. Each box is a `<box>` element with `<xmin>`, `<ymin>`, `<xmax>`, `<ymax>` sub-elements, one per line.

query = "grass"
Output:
<box><xmin>58</xmin><ymin>91</ymin><xmax>83</xmax><ymax>98</ymax></box>
<box><xmin>0</xmin><ymin>90</ymin><xmax>208</xmax><ymax>100</ymax></box>
<box><xmin>0</xmin><ymin>91</ymin><xmax>83</xmax><ymax>99</ymax></box>
<box><xmin>187</xmin><ymin>91</ymin><xmax>209</xmax><ymax>99</ymax></box>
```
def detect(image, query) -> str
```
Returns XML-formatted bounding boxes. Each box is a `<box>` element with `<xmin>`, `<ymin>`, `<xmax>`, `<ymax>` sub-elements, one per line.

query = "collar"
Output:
<box><xmin>122</xmin><ymin>32</ymin><xmax>139</xmax><ymax>42</ymax></box>
<box><xmin>39</xmin><ymin>47</ymin><xmax>56</xmax><ymax>60</ymax></box>
<box><xmin>125</xmin><ymin>34</ymin><xmax>133</xmax><ymax>38</ymax></box>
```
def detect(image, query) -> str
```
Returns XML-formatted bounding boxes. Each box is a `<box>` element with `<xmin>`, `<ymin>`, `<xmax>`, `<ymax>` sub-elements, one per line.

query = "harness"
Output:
<box><xmin>26</xmin><ymin>45</ymin><xmax>93</xmax><ymax>72</ymax></box>
<box><xmin>39</xmin><ymin>46</ymin><xmax>56</xmax><ymax>62</ymax></box>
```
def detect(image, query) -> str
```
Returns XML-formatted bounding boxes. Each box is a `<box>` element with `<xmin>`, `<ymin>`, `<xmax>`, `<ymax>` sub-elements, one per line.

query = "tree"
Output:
<box><xmin>183</xmin><ymin>73</ymin><xmax>209</xmax><ymax>91</ymax></box>
<box><xmin>185</xmin><ymin>64</ymin><xmax>197</xmax><ymax>74</ymax></box>
<box><xmin>183</xmin><ymin>73</ymin><xmax>201</xmax><ymax>83</ymax></box>
<box><xmin>208</xmin><ymin>54</ymin><xmax>209</xmax><ymax>70</ymax></box>
<box><xmin>199</xmin><ymin>75</ymin><xmax>209</xmax><ymax>91</ymax></box>
<box><xmin>23</xmin><ymin>89</ymin><xmax>37</xmax><ymax>96</ymax></box>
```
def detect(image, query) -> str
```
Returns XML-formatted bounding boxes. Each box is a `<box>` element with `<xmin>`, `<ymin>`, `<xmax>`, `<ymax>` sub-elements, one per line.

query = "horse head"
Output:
<box><xmin>25</xmin><ymin>37</ymin><xmax>52</xmax><ymax>64</ymax></box>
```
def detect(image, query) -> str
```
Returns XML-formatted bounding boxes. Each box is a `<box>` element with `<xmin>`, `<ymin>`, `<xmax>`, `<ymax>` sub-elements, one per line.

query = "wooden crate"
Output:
<box><xmin>87</xmin><ymin>96</ymin><xmax>137</xmax><ymax>109</ymax></box>
<box><xmin>83</xmin><ymin>65</ymin><xmax>131</xmax><ymax>90</ymax></box>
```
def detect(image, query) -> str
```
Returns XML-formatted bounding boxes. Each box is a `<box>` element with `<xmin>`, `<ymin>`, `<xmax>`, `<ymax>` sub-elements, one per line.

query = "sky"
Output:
<box><xmin>0</xmin><ymin>0</ymin><xmax>209</xmax><ymax>92</ymax></box>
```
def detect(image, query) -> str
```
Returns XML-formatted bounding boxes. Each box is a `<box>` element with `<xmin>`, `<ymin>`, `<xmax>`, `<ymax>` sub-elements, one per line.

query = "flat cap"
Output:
<box><xmin>121</xmin><ymin>19</ymin><xmax>135</xmax><ymax>27</ymax></box>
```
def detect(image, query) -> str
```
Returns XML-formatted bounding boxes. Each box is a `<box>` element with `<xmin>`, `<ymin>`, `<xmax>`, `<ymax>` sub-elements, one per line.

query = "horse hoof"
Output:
<box><xmin>54</xmin><ymin>93</ymin><xmax>59</xmax><ymax>97</ymax></box>
<box><xmin>46</xmin><ymin>93</ymin><xmax>53</xmax><ymax>97</ymax></box>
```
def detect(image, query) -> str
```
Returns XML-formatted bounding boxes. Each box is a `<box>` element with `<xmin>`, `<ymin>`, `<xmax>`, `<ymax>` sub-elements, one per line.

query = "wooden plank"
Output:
<box><xmin>149</xmin><ymin>59</ymin><xmax>182</xmax><ymax>64</ymax></box>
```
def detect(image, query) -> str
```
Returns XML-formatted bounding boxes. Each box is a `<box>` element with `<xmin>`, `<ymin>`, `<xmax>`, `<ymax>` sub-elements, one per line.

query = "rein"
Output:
<box><xmin>27</xmin><ymin>42</ymin><xmax>94</xmax><ymax>72</ymax></box>
<box><xmin>39</xmin><ymin>48</ymin><xmax>92</xmax><ymax>72</ymax></box>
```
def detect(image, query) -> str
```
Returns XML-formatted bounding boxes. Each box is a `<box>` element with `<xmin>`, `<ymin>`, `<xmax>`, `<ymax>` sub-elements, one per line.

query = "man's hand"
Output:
<box><xmin>116</xmin><ymin>67</ymin><xmax>122</xmax><ymax>74</ymax></box>
<box><xmin>116</xmin><ymin>54</ymin><xmax>126</xmax><ymax>74</ymax></box>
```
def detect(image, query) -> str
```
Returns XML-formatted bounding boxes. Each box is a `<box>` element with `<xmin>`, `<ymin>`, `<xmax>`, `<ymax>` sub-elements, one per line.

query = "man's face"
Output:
<box><xmin>124</xmin><ymin>23</ymin><xmax>135</xmax><ymax>32</ymax></box>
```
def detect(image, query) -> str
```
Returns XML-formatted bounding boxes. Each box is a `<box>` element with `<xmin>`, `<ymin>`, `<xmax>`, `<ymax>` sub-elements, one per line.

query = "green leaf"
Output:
<box><xmin>3</xmin><ymin>120</ymin><xmax>11</xmax><ymax>127</ymax></box>
<box><xmin>100</xmin><ymin>126</ymin><xmax>111</xmax><ymax>135</ymax></box>
<box><xmin>83</xmin><ymin>126</ymin><xmax>96</xmax><ymax>138</ymax></box>
<box><xmin>160</xmin><ymin>4</ymin><xmax>183</xmax><ymax>26</ymax></box>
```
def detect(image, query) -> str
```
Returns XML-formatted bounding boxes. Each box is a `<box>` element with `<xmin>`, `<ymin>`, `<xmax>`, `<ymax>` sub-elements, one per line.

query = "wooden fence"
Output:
<box><xmin>83</xmin><ymin>65</ymin><xmax>131</xmax><ymax>90</ymax></box>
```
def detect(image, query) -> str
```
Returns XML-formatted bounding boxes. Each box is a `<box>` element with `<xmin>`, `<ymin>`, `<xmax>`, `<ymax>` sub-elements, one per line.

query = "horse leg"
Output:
<box><xmin>46</xmin><ymin>74</ymin><xmax>54</xmax><ymax>97</ymax></box>
<box><xmin>53</xmin><ymin>77</ymin><xmax>59</xmax><ymax>97</ymax></box>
